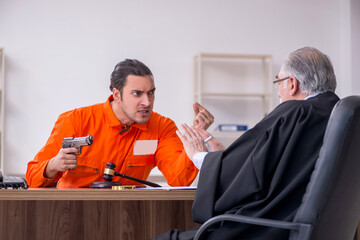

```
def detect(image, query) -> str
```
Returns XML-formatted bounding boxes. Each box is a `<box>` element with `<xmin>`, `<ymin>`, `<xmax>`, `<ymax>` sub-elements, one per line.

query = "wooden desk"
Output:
<box><xmin>0</xmin><ymin>188</ymin><xmax>199</xmax><ymax>240</ymax></box>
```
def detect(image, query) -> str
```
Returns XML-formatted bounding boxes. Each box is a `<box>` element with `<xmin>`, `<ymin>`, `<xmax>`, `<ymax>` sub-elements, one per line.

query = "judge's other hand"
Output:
<box><xmin>193</xmin><ymin>102</ymin><xmax>214</xmax><ymax>130</ymax></box>
<box><xmin>176</xmin><ymin>123</ymin><xmax>208</xmax><ymax>160</ymax></box>
<box><xmin>195</xmin><ymin>126</ymin><xmax>226</xmax><ymax>151</ymax></box>
<box><xmin>45</xmin><ymin>147</ymin><xmax>79</xmax><ymax>178</ymax></box>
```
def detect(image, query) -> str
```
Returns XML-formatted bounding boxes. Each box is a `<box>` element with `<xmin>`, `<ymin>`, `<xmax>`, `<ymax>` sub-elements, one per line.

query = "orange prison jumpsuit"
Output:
<box><xmin>26</xmin><ymin>96</ymin><xmax>198</xmax><ymax>188</ymax></box>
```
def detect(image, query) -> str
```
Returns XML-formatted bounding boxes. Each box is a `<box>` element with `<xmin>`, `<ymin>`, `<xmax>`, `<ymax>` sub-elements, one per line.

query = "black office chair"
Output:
<box><xmin>194</xmin><ymin>95</ymin><xmax>360</xmax><ymax>240</ymax></box>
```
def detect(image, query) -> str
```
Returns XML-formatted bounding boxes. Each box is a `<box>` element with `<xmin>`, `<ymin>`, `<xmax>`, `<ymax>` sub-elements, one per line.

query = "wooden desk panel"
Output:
<box><xmin>0</xmin><ymin>188</ymin><xmax>196</xmax><ymax>200</ymax></box>
<box><xmin>0</xmin><ymin>189</ymin><xmax>199</xmax><ymax>240</ymax></box>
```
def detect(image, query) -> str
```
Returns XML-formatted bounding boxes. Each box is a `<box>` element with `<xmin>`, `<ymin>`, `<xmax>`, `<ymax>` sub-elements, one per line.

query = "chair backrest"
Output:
<box><xmin>291</xmin><ymin>96</ymin><xmax>360</xmax><ymax>240</ymax></box>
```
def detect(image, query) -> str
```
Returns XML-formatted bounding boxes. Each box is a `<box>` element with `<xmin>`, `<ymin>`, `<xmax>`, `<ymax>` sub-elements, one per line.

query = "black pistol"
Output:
<box><xmin>62</xmin><ymin>135</ymin><xmax>93</xmax><ymax>154</ymax></box>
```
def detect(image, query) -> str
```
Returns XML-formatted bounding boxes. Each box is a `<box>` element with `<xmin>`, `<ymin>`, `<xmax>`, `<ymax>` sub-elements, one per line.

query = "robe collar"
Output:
<box><xmin>304</xmin><ymin>92</ymin><xmax>322</xmax><ymax>100</ymax></box>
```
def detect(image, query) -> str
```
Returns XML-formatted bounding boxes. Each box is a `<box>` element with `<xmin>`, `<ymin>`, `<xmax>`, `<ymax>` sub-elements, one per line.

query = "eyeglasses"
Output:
<box><xmin>273</xmin><ymin>75</ymin><xmax>290</xmax><ymax>84</ymax></box>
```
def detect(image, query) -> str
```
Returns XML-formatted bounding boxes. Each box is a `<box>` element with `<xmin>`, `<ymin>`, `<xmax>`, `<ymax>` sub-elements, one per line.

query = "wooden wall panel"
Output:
<box><xmin>0</xmin><ymin>200</ymin><xmax>199</xmax><ymax>240</ymax></box>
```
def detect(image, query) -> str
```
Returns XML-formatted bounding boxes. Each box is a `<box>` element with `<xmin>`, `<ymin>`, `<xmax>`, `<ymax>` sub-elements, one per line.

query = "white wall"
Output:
<box><xmin>0</xmin><ymin>0</ymin><xmax>357</xmax><ymax>175</ymax></box>
<box><xmin>351</xmin><ymin>0</ymin><xmax>360</xmax><ymax>92</ymax></box>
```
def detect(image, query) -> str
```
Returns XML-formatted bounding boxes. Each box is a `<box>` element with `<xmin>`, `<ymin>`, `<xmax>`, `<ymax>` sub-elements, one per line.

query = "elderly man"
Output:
<box><xmin>154</xmin><ymin>46</ymin><xmax>339</xmax><ymax>240</ymax></box>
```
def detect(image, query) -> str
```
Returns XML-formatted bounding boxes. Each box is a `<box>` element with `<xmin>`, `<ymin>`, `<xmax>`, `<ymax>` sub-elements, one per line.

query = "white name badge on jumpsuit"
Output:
<box><xmin>133</xmin><ymin>140</ymin><xmax>158</xmax><ymax>155</ymax></box>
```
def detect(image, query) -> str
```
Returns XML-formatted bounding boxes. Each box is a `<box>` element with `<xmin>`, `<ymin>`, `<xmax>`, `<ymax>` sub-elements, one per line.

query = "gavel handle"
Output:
<box><xmin>114</xmin><ymin>172</ymin><xmax>161</xmax><ymax>187</ymax></box>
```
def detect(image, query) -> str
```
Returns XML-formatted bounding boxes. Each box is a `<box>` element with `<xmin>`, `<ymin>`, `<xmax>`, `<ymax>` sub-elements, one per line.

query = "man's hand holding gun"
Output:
<box><xmin>44</xmin><ymin>135</ymin><xmax>93</xmax><ymax>179</ymax></box>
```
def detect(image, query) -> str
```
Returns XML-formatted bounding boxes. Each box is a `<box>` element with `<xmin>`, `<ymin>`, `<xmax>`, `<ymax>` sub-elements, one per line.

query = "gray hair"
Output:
<box><xmin>280</xmin><ymin>47</ymin><xmax>337</xmax><ymax>94</ymax></box>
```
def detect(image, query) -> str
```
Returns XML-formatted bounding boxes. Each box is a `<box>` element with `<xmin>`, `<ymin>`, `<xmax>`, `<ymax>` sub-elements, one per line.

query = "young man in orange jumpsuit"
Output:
<box><xmin>26</xmin><ymin>59</ymin><xmax>214</xmax><ymax>188</ymax></box>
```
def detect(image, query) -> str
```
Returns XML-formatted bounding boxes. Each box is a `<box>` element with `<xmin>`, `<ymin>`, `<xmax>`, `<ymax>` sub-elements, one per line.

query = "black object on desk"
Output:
<box><xmin>0</xmin><ymin>171</ymin><xmax>28</xmax><ymax>189</ymax></box>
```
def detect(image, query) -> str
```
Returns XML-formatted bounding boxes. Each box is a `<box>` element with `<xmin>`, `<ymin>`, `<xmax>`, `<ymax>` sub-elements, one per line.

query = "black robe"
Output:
<box><xmin>153</xmin><ymin>91</ymin><xmax>339</xmax><ymax>240</ymax></box>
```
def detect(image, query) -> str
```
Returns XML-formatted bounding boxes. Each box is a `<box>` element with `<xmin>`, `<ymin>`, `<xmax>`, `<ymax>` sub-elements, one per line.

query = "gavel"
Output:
<box><xmin>103</xmin><ymin>162</ymin><xmax>161</xmax><ymax>187</ymax></box>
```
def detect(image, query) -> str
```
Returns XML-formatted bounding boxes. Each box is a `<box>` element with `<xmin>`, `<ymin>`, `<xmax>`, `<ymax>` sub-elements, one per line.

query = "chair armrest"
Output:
<box><xmin>194</xmin><ymin>214</ymin><xmax>312</xmax><ymax>240</ymax></box>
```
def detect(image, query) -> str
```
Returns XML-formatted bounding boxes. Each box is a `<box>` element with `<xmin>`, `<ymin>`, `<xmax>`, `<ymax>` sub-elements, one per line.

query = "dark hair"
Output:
<box><xmin>109</xmin><ymin>59</ymin><xmax>153</xmax><ymax>96</ymax></box>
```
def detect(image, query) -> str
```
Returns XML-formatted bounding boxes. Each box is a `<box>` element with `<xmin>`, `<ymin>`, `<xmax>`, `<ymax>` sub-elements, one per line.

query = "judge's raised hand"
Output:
<box><xmin>193</xmin><ymin>102</ymin><xmax>214</xmax><ymax>130</ymax></box>
<box><xmin>176</xmin><ymin>123</ymin><xmax>208</xmax><ymax>160</ymax></box>
<box><xmin>195</xmin><ymin>126</ymin><xmax>226</xmax><ymax>152</ymax></box>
